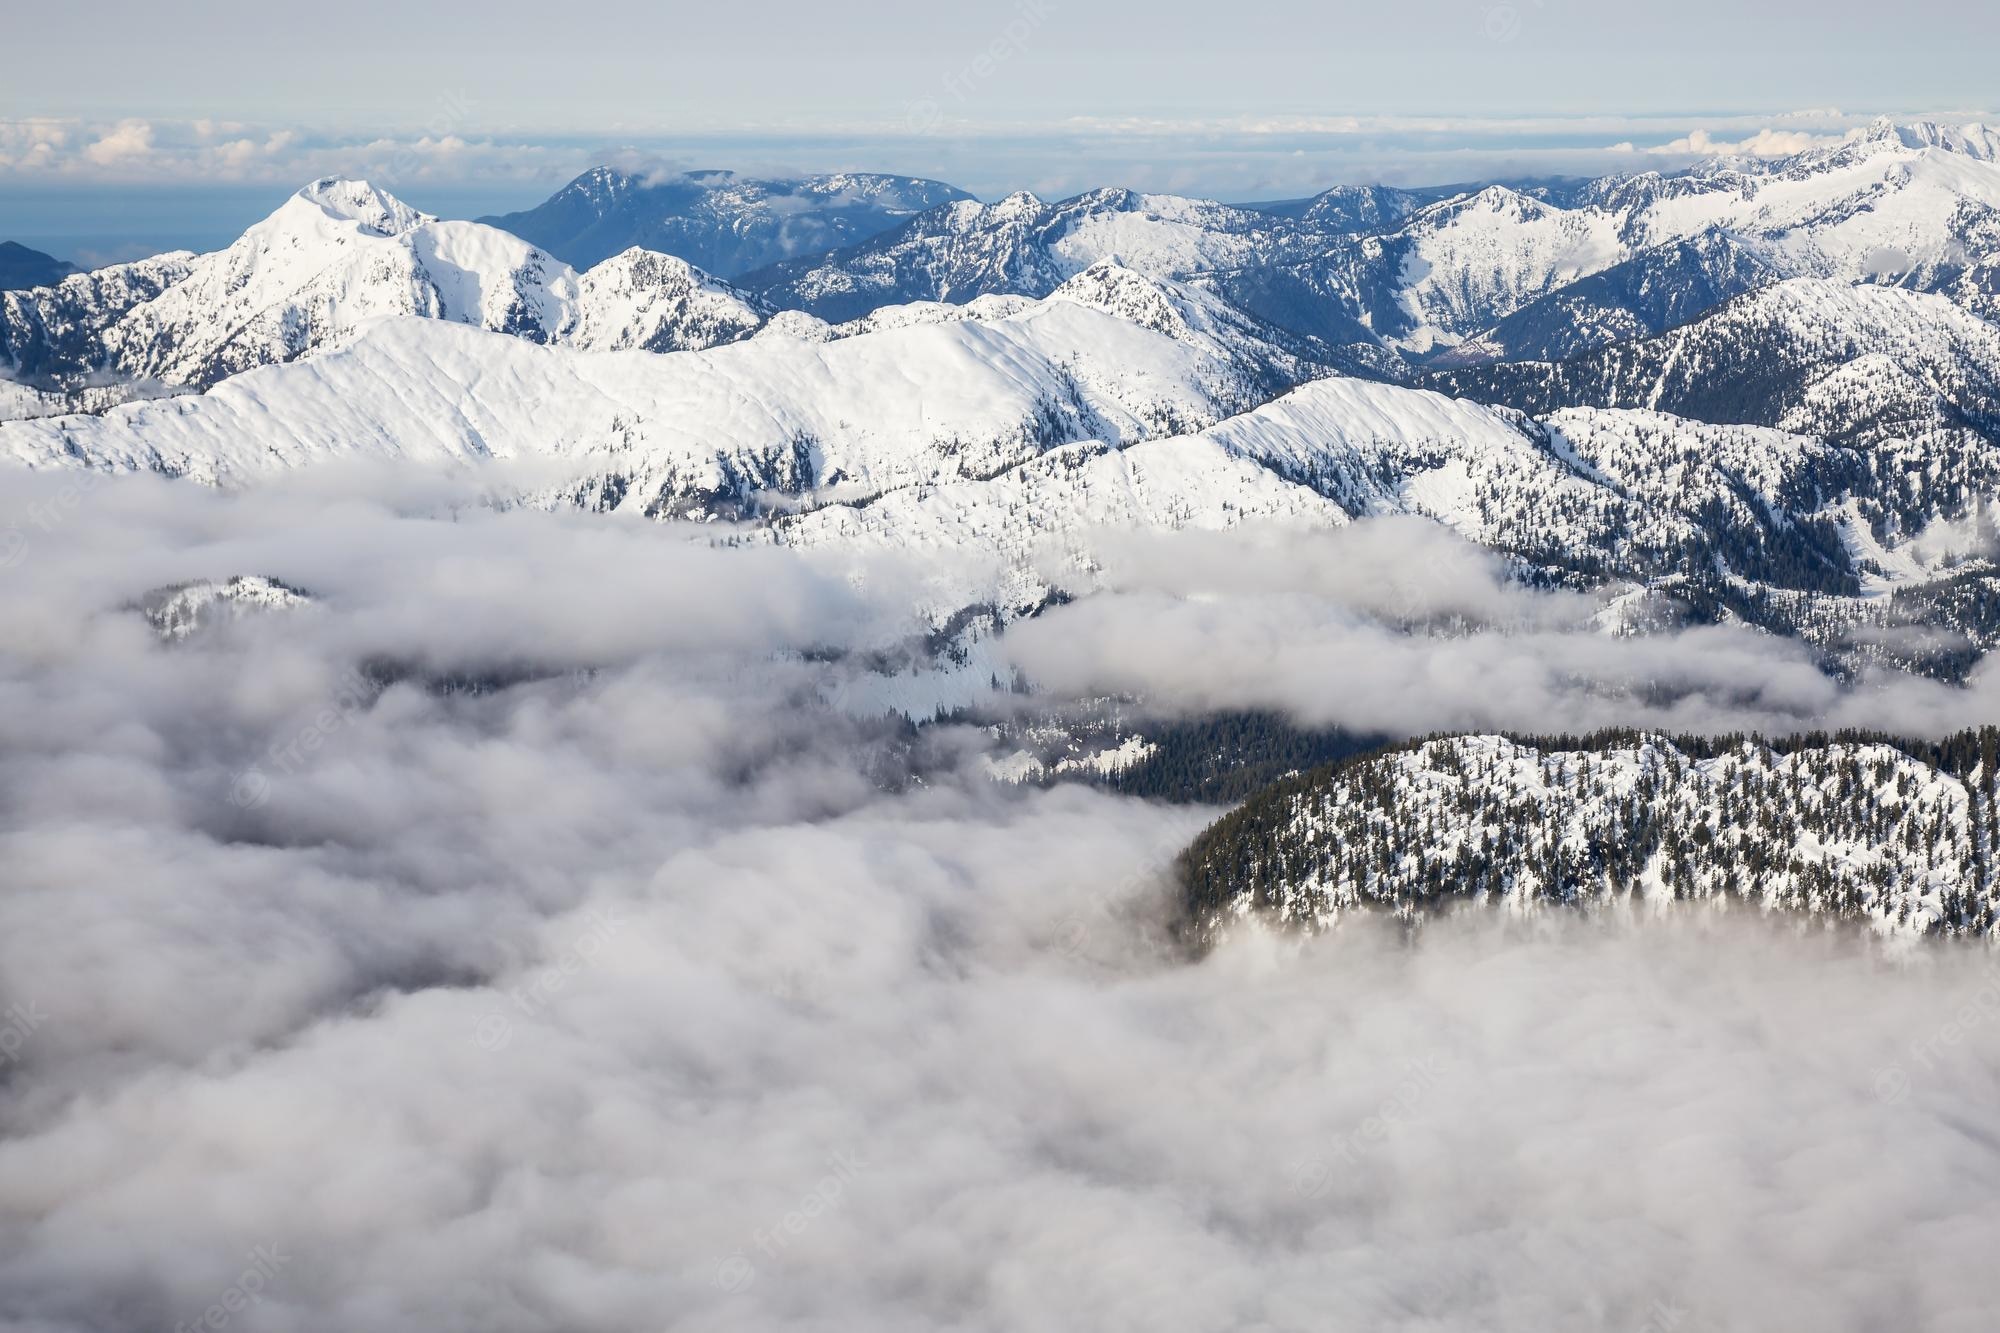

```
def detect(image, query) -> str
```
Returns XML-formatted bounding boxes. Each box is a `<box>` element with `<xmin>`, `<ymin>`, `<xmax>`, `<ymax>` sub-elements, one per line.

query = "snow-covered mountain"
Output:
<box><xmin>769</xmin><ymin>371</ymin><xmax>1881</xmax><ymax>611</ymax></box>
<box><xmin>1430</xmin><ymin>278</ymin><xmax>2000</xmax><ymax>556</ymax></box>
<box><xmin>565</xmin><ymin>248</ymin><xmax>769</xmax><ymax>353</ymax></box>
<box><xmin>1179</xmin><ymin>730</ymin><xmax>2000</xmax><ymax>944</ymax></box>
<box><xmin>0</xmin><ymin>263</ymin><xmax>1334</xmax><ymax>521</ymax></box>
<box><xmin>0</xmin><ymin>250</ymin><xmax>195</xmax><ymax>383</ymax></box>
<box><xmin>11</xmin><ymin>251</ymin><xmax>1997</xmax><ymax>634</ymax></box>
<box><xmin>136</xmin><ymin>575</ymin><xmax>313</xmax><ymax>642</ymax></box>
<box><xmin>1427</xmin><ymin>230</ymin><xmax>1785</xmax><ymax>367</ymax></box>
<box><xmin>98</xmin><ymin>179</ymin><xmax>583</xmax><ymax>386</ymax></box>
<box><xmin>1223</xmin><ymin>117</ymin><xmax>2000</xmax><ymax>363</ymax></box>
<box><xmin>735</xmin><ymin>118</ymin><xmax>2000</xmax><ymax>370</ymax></box>
<box><xmin>0</xmin><ymin>180</ymin><xmax>771</xmax><ymax>396</ymax></box>
<box><xmin>482</xmin><ymin>167</ymin><xmax>973</xmax><ymax>275</ymax></box>
<box><xmin>747</xmin><ymin>188</ymin><xmax>1302</xmax><ymax>322</ymax></box>
<box><xmin>13</xmin><ymin>120</ymin><xmax>1995</xmax><ymax>409</ymax></box>
<box><xmin>4</xmin><ymin>144</ymin><xmax>2000</xmax><ymax>669</ymax></box>
<box><xmin>1435</xmin><ymin>276</ymin><xmax>2000</xmax><ymax>432</ymax></box>
<box><xmin>1291</xmin><ymin>184</ymin><xmax>1431</xmax><ymax>233</ymax></box>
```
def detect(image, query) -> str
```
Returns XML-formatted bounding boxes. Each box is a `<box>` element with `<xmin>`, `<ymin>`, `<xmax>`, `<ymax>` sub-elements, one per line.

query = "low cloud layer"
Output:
<box><xmin>2</xmin><ymin>478</ymin><xmax>1997</xmax><ymax>1331</ymax></box>
<box><xmin>1009</xmin><ymin>521</ymin><xmax>2000</xmax><ymax>738</ymax></box>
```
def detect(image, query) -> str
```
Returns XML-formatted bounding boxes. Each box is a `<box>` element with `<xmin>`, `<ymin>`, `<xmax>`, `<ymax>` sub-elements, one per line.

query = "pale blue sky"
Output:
<box><xmin>4</xmin><ymin>0</ymin><xmax>1995</xmax><ymax>260</ymax></box>
<box><xmin>10</xmin><ymin>0</ymin><xmax>1994</xmax><ymax>127</ymax></box>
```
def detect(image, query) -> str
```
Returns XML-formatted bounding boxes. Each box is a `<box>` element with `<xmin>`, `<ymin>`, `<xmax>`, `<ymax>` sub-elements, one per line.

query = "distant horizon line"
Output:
<box><xmin>3</xmin><ymin>108</ymin><xmax>1993</xmax><ymax>268</ymax></box>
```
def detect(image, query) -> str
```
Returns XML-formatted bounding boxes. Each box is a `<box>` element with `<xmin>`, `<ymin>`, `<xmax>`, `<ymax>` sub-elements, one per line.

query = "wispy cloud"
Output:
<box><xmin>0</xmin><ymin>116</ymin><xmax>584</xmax><ymax>190</ymax></box>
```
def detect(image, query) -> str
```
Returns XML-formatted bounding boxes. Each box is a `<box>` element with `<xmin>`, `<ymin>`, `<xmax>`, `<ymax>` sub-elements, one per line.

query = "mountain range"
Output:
<box><xmin>10</xmin><ymin>120</ymin><xmax>2000</xmax><ymax>938</ymax></box>
<box><xmin>10</xmin><ymin>117</ymin><xmax>1999</xmax><ymax>398</ymax></box>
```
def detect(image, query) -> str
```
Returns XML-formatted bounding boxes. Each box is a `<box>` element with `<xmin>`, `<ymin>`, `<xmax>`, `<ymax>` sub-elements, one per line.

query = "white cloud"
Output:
<box><xmin>0</xmin><ymin>116</ymin><xmax>583</xmax><ymax>188</ymax></box>
<box><xmin>1610</xmin><ymin>125</ymin><xmax>1843</xmax><ymax>158</ymax></box>
<box><xmin>81</xmin><ymin>118</ymin><xmax>156</xmax><ymax>167</ymax></box>
<box><xmin>0</xmin><ymin>475</ymin><xmax>1995</xmax><ymax>1331</ymax></box>
<box><xmin>1004</xmin><ymin>523</ymin><xmax>2000</xmax><ymax>738</ymax></box>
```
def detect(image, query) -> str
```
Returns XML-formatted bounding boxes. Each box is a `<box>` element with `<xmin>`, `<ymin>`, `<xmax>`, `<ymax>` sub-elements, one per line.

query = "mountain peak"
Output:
<box><xmin>993</xmin><ymin>190</ymin><xmax>1046</xmax><ymax>217</ymax></box>
<box><xmin>1071</xmin><ymin>186</ymin><xmax>1144</xmax><ymax>212</ymax></box>
<box><xmin>1047</xmin><ymin>260</ymin><xmax>1227</xmax><ymax>343</ymax></box>
<box><xmin>294</xmin><ymin>178</ymin><xmax>431</xmax><ymax>237</ymax></box>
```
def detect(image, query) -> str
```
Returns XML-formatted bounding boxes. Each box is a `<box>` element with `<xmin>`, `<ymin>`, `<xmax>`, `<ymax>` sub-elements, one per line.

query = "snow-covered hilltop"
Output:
<box><xmin>1179</xmin><ymin>730</ymin><xmax>2000</xmax><ymax>944</ymax></box>
<box><xmin>135</xmin><ymin>575</ymin><xmax>313</xmax><ymax>642</ymax></box>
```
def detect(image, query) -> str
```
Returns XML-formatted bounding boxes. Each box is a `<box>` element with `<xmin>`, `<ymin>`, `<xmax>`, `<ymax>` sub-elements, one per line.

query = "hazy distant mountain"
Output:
<box><xmin>0</xmin><ymin>241</ymin><xmax>77</xmax><ymax>291</ymax></box>
<box><xmin>481</xmin><ymin>168</ymin><xmax>973</xmax><ymax>276</ymax></box>
<box><xmin>745</xmin><ymin>187</ymin><xmax>1297</xmax><ymax>323</ymax></box>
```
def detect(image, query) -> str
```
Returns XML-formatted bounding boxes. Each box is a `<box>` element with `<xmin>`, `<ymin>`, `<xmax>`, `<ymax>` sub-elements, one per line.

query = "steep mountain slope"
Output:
<box><xmin>0</xmin><ymin>241</ymin><xmax>77</xmax><ymax>291</ymax></box>
<box><xmin>1179</xmin><ymin>730</ymin><xmax>2000</xmax><ymax>944</ymax></box>
<box><xmin>98</xmin><ymin>179</ymin><xmax>582</xmax><ymax>386</ymax></box>
<box><xmin>565</xmin><ymin>248</ymin><xmax>769</xmax><ymax>353</ymax></box>
<box><xmin>0</xmin><ymin>251</ymin><xmax>195</xmax><ymax>384</ymax></box>
<box><xmin>770</xmin><ymin>370</ymin><xmax>1881</xmax><ymax>613</ymax></box>
<box><xmin>0</xmin><ymin>265</ymin><xmax>1328</xmax><ymax>519</ymax></box>
<box><xmin>1429</xmin><ymin>230</ymin><xmax>1787</xmax><ymax>366</ymax></box>
<box><xmin>1380</xmin><ymin>186</ymin><xmax>1628</xmax><ymax>354</ymax></box>
<box><xmin>482</xmin><ymin>167</ymin><xmax>972</xmax><ymax>275</ymax></box>
<box><xmin>1428</xmin><ymin>279</ymin><xmax>2000</xmax><ymax>551</ymax></box>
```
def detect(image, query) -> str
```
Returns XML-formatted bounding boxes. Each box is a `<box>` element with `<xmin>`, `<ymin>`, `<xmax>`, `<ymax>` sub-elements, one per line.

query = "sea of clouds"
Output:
<box><xmin>2</xmin><ymin>469</ymin><xmax>1997</xmax><ymax>1332</ymax></box>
